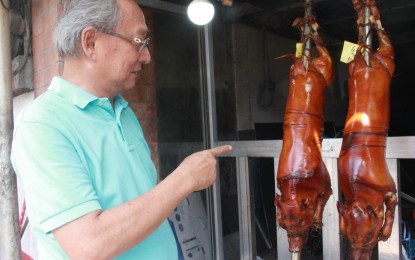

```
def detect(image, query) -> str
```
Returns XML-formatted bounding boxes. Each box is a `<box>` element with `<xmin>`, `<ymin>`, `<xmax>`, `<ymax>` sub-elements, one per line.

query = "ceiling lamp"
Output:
<box><xmin>187</xmin><ymin>0</ymin><xmax>215</xmax><ymax>26</ymax></box>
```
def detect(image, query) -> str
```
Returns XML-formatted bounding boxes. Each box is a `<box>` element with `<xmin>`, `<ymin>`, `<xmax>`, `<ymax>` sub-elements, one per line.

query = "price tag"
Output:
<box><xmin>295</xmin><ymin>43</ymin><xmax>304</xmax><ymax>58</ymax></box>
<box><xmin>340</xmin><ymin>41</ymin><xmax>359</xmax><ymax>63</ymax></box>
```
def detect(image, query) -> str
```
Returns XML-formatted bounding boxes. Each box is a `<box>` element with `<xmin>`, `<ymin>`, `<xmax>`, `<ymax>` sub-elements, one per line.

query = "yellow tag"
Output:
<box><xmin>295</xmin><ymin>43</ymin><xmax>303</xmax><ymax>58</ymax></box>
<box><xmin>340</xmin><ymin>41</ymin><xmax>359</xmax><ymax>63</ymax></box>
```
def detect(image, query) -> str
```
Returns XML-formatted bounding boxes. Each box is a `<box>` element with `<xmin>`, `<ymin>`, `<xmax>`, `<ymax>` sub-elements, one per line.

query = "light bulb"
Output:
<box><xmin>187</xmin><ymin>0</ymin><xmax>215</xmax><ymax>26</ymax></box>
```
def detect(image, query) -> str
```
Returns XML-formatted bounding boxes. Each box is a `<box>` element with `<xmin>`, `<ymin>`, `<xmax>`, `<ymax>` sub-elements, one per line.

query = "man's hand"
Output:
<box><xmin>174</xmin><ymin>145</ymin><xmax>232</xmax><ymax>191</ymax></box>
<box><xmin>53</xmin><ymin>145</ymin><xmax>232</xmax><ymax>259</ymax></box>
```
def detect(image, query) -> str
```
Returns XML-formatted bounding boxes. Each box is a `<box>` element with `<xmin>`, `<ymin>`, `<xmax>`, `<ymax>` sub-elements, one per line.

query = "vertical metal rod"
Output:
<box><xmin>292</xmin><ymin>252</ymin><xmax>301</xmax><ymax>260</ymax></box>
<box><xmin>303</xmin><ymin>0</ymin><xmax>313</xmax><ymax>69</ymax></box>
<box><xmin>199</xmin><ymin>24</ymin><xmax>224</xmax><ymax>260</ymax></box>
<box><xmin>237</xmin><ymin>157</ymin><xmax>256</xmax><ymax>260</ymax></box>
<box><xmin>290</xmin><ymin>1</ymin><xmax>312</xmax><ymax>258</ymax></box>
<box><xmin>0</xmin><ymin>1</ymin><xmax>22</xmax><ymax>259</ymax></box>
<box><xmin>363</xmin><ymin>5</ymin><xmax>372</xmax><ymax>65</ymax></box>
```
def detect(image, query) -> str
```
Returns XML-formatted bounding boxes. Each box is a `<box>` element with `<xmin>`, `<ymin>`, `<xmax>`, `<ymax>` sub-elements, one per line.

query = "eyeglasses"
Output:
<box><xmin>102</xmin><ymin>31</ymin><xmax>150</xmax><ymax>52</ymax></box>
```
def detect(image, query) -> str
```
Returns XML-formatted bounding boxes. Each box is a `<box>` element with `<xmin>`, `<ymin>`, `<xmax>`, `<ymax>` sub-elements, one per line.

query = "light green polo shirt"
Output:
<box><xmin>11</xmin><ymin>77</ymin><xmax>178</xmax><ymax>260</ymax></box>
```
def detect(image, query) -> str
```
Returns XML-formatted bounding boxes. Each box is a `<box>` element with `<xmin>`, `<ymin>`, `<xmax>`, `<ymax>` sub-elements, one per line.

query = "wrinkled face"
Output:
<box><xmin>98</xmin><ymin>0</ymin><xmax>151</xmax><ymax>96</ymax></box>
<box><xmin>275</xmin><ymin>195</ymin><xmax>315</xmax><ymax>252</ymax></box>
<box><xmin>338</xmin><ymin>202</ymin><xmax>383</xmax><ymax>259</ymax></box>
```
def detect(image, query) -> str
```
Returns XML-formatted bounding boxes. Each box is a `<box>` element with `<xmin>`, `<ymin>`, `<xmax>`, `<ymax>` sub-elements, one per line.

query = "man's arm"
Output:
<box><xmin>52</xmin><ymin>145</ymin><xmax>232</xmax><ymax>260</ymax></box>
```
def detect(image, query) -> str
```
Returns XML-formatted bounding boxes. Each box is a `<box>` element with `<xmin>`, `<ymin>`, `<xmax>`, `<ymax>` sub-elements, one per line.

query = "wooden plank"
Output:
<box><xmin>322</xmin><ymin>158</ymin><xmax>341</xmax><ymax>260</ymax></box>
<box><xmin>274</xmin><ymin>158</ymin><xmax>292</xmax><ymax>260</ymax></box>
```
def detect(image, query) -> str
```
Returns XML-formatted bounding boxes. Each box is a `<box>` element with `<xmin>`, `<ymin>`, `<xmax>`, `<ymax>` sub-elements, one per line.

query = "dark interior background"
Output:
<box><xmin>164</xmin><ymin>0</ymin><xmax>415</xmax><ymax>136</ymax></box>
<box><xmin>155</xmin><ymin>1</ymin><xmax>415</xmax><ymax>259</ymax></box>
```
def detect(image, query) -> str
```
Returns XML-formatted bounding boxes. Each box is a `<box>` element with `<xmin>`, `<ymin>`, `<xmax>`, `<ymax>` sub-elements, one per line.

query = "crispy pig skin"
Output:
<box><xmin>275</xmin><ymin>30</ymin><xmax>333</xmax><ymax>253</ymax></box>
<box><xmin>337</xmin><ymin>25</ymin><xmax>397</xmax><ymax>260</ymax></box>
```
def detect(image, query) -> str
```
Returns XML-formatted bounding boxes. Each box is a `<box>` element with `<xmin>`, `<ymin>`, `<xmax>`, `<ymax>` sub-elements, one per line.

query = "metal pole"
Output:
<box><xmin>303</xmin><ymin>0</ymin><xmax>313</xmax><ymax>69</ymax></box>
<box><xmin>363</xmin><ymin>5</ymin><xmax>372</xmax><ymax>65</ymax></box>
<box><xmin>199</xmin><ymin>24</ymin><xmax>224</xmax><ymax>260</ymax></box>
<box><xmin>0</xmin><ymin>0</ymin><xmax>22</xmax><ymax>259</ymax></box>
<box><xmin>291</xmin><ymin>1</ymin><xmax>311</xmax><ymax>256</ymax></box>
<box><xmin>292</xmin><ymin>252</ymin><xmax>301</xmax><ymax>260</ymax></box>
<box><xmin>237</xmin><ymin>157</ymin><xmax>256</xmax><ymax>260</ymax></box>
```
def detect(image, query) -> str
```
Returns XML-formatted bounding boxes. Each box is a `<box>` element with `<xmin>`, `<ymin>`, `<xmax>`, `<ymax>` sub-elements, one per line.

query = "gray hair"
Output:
<box><xmin>54</xmin><ymin>0</ymin><xmax>122</xmax><ymax>57</ymax></box>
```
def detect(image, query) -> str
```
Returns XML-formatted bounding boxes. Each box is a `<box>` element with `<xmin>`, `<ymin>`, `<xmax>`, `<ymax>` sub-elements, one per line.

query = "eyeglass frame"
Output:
<box><xmin>101</xmin><ymin>31</ymin><xmax>150</xmax><ymax>52</ymax></box>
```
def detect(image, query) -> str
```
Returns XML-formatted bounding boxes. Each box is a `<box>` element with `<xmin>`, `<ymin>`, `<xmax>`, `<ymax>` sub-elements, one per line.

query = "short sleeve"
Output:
<box><xmin>11</xmin><ymin>122</ymin><xmax>102</xmax><ymax>233</ymax></box>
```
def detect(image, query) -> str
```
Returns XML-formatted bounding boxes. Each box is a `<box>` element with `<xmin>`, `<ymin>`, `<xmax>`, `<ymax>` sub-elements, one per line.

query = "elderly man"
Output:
<box><xmin>11</xmin><ymin>0</ymin><xmax>231</xmax><ymax>259</ymax></box>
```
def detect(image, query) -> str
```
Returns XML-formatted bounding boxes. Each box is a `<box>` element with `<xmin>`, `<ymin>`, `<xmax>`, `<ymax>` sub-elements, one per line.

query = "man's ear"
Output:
<box><xmin>81</xmin><ymin>26</ymin><xmax>98</xmax><ymax>60</ymax></box>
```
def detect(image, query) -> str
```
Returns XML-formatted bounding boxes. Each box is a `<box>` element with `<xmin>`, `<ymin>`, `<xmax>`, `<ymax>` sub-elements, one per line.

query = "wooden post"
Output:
<box><xmin>0</xmin><ymin>0</ymin><xmax>22</xmax><ymax>259</ymax></box>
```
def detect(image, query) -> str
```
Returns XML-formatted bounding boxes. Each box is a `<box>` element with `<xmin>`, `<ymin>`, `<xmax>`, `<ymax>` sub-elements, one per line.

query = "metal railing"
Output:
<box><xmin>218</xmin><ymin>136</ymin><xmax>415</xmax><ymax>259</ymax></box>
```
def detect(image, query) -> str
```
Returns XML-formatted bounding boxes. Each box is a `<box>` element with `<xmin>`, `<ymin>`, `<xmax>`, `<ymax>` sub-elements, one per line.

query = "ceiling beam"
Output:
<box><xmin>136</xmin><ymin>0</ymin><xmax>186</xmax><ymax>15</ymax></box>
<box><xmin>269</xmin><ymin>0</ymin><xmax>328</xmax><ymax>14</ymax></box>
<box><xmin>320</xmin><ymin>2</ymin><xmax>415</xmax><ymax>26</ymax></box>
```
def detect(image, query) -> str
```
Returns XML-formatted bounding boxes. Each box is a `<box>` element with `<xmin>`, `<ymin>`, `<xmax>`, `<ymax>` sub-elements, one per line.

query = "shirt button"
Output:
<box><xmin>98</xmin><ymin>101</ymin><xmax>104</xmax><ymax>106</ymax></box>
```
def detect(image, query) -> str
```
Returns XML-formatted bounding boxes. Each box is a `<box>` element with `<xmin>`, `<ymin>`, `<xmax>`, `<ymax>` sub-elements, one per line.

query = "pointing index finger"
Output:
<box><xmin>209</xmin><ymin>145</ymin><xmax>232</xmax><ymax>157</ymax></box>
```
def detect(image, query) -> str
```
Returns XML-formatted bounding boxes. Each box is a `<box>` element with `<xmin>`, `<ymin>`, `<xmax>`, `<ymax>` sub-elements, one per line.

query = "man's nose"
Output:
<box><xmin>139</xmin><ymin>48</ymin><xmax>151</xmax><ymax>64</ymax></box>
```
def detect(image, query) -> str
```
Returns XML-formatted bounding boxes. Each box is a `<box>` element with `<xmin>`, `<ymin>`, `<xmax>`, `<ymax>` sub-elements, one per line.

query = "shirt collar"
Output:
<box><xmin>114</xmin><ymin>95</ymin><xmax>129</xmax><ymax>110</ymax></box>
<box><xmin>48</xmin><ymin>77</ymin><xmax>128</xmax><ymax>109</ymax></box>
